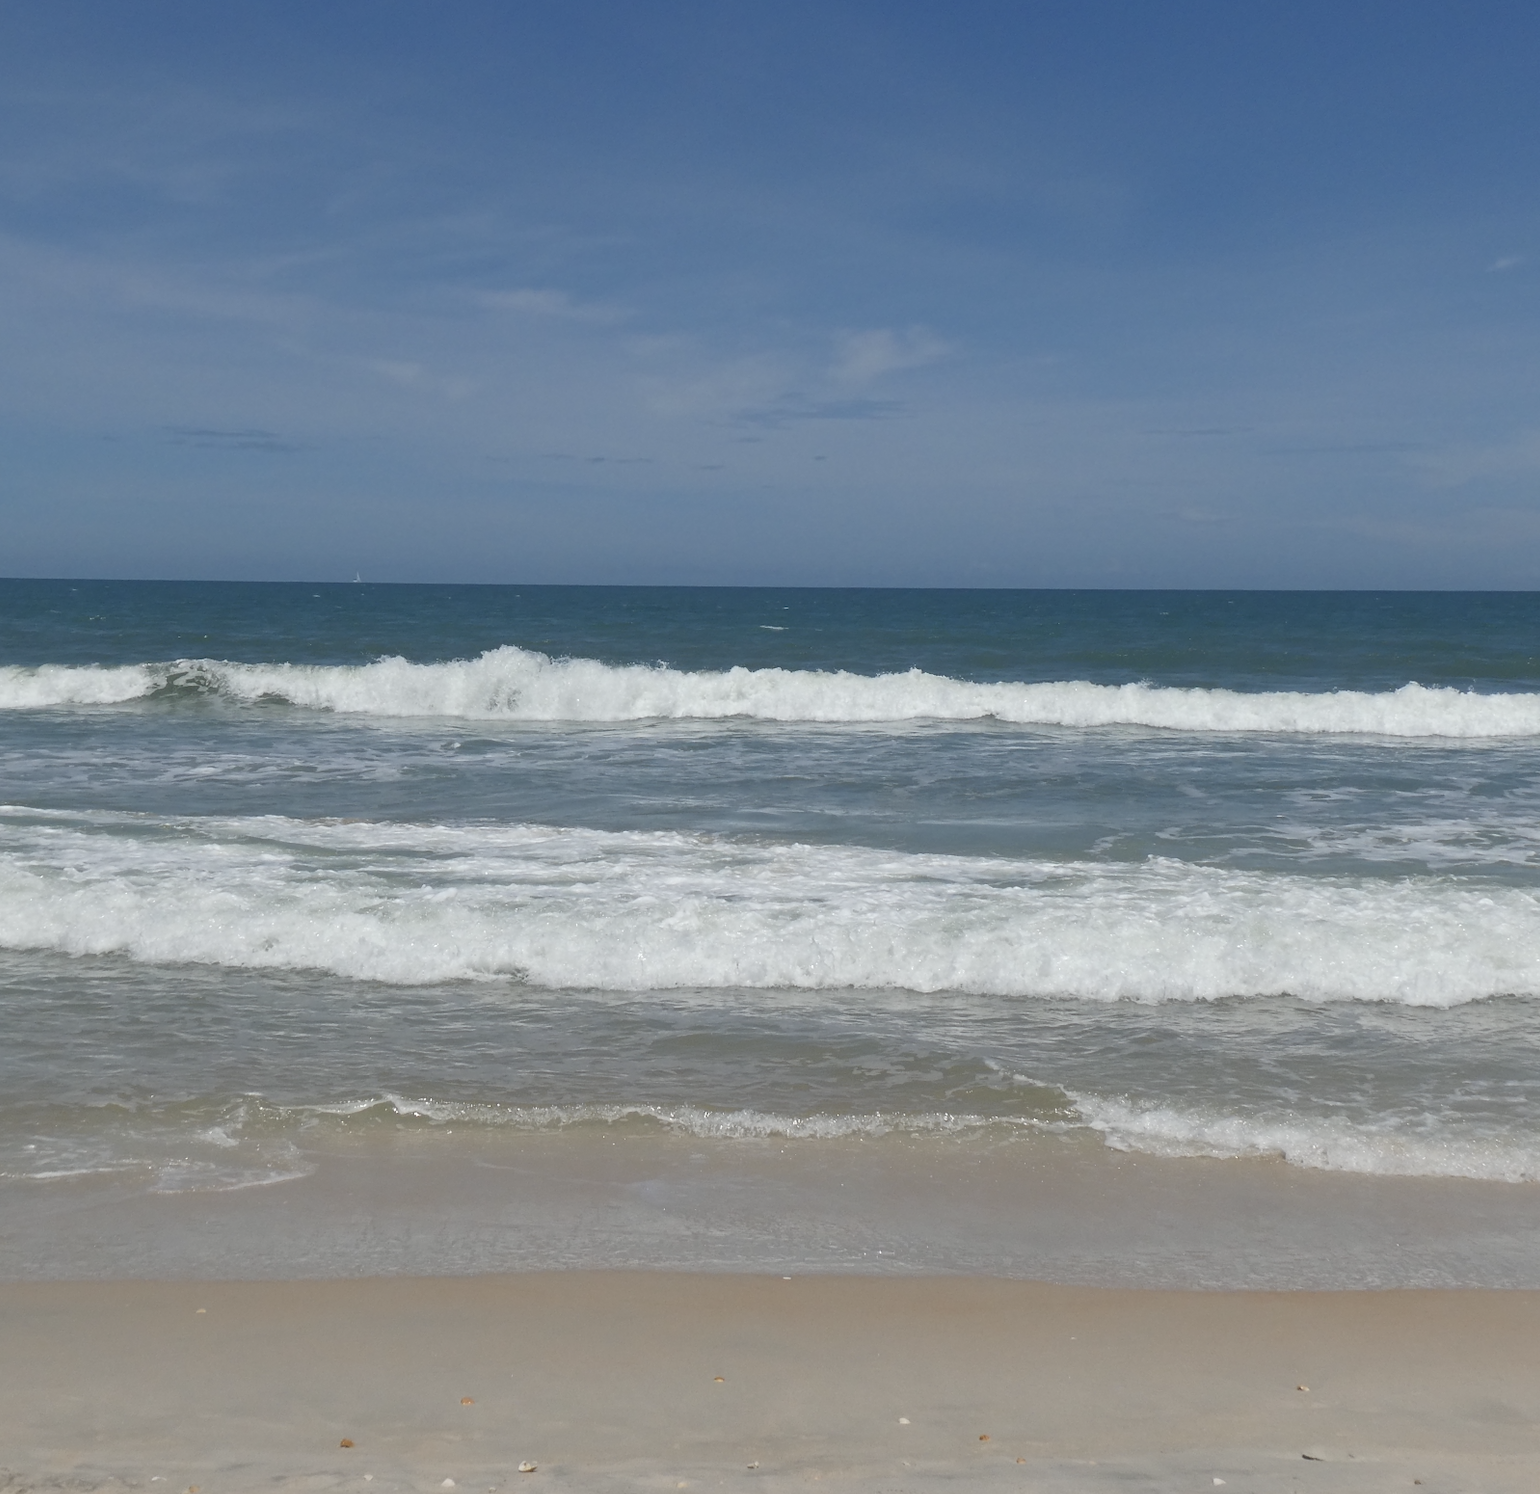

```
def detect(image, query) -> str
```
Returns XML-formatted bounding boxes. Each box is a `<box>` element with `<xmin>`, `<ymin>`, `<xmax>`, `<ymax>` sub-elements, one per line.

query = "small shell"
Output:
<box><xmin>518</xmin><ymin>1463</ymin><xmax>537</xmax><ymax>1475</ymax></box>
<box><xmin>461</xmin><ymin>1397</ymin><xmax>475</xmax><ymax>1405</ymax></box>
<box><xmin>339</xmin><ymin>1439</ymin><xmax>354</xmax><ymax>1449</ymax></box>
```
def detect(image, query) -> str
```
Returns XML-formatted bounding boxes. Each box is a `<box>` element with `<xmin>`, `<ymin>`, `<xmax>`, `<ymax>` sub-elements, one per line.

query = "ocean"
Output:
<box><xmin>5</xmin><ymin>580</ymin><xmax>1540</xmax><ymax>1287</ymax></box>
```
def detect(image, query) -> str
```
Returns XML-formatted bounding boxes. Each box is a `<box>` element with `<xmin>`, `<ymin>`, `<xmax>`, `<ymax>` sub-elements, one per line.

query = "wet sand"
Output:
<box><xmin>11</xmin><ymin>1130</ymin><xmax>1540</xmax><ymax>1288</ymax></box>
<box><xmin>3</xmin><ymin>1273</ymin><xmax>1539</xmax><ymax>1492</ymax></box>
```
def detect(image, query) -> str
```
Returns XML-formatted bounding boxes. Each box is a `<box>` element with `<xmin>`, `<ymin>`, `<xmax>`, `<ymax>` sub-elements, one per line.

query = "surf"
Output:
<box><xmin>6</xmin><ymin>807</ymin><xmax>1540</xmax><ymax>1003</ymax></box>
<box><xmin>7</xmin><ymin>646</ymin><xmax>1540</xmax><ymax>737</ymax></box>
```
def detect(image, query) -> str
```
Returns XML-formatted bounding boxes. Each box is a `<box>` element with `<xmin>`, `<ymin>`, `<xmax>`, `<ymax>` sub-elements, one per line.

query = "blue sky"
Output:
<box><xmin>2</xmin><ymin>1</ymin><xmax>1538</xmax><ymax>586</ymax></box>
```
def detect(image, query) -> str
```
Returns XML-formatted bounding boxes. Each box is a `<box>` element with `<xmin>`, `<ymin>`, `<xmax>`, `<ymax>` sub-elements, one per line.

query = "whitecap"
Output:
<box><xmin>3</xmin><ymin>808</ymin><xmax>1539</xmax><ymax>1005</ymax></box>
<box><xmin>1071</xmin><ymin>1093</ymin><xmax>1540</xmax><ymax>1183</ymax></box>
<box><xmin>5</xmin><ymin>648</ymin><xmax>1540</xmax><ymax>737</ymax></box>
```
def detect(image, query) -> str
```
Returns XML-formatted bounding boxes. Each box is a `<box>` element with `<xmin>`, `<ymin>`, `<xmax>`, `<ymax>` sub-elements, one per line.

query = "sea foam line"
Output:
<box><xmin>4</xmin><ymin>647</ymin><xmax>1540</xmax><ymax>736</ymax></box>
<box><xmin>21</xmin><ymin>1090</ymin><xmax>1537</xmax><ymax>1187</ymax></box>
<box><xmin>1072</xmin><ymin>1093</ymin><xmax>1540</xmax><ymax>1184</ymax></box>
<box><xmin>5</xmin><ymin>808</ymin><xmax>1540</xmax><ymax>1004</ymax></box>
<box><xmin>340</xmin><ymin>1094</ymin><xmax>1540</xmax><ymax>1183</ymax></box>
<box><xmin>303</xmin><ymin>1095</ymin><xmax>1026</xmax><ymax>1140</ymax></box>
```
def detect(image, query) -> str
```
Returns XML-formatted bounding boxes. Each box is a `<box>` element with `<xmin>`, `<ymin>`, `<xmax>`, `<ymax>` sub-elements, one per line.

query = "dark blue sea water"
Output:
<box><xmin>5</xmin><ymin>581</ymin><xmax>1540</xmax><ymax>1284</ymax></box>
<box><xmin>7</xmin><ymin>579</ymin><xmax>1540</xmax><ymax>687</ymax></box>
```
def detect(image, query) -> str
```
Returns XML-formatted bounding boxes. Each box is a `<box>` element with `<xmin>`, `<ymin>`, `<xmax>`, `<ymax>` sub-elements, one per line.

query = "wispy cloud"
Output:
<box><xmin>481</xmin><ymin>288</ymin><xmax>628</xmax><ymax>323</ymax></box>
<box><xmin>164</xmin><ymin>425</ymin><xmax>302</xmax><ymax>452</ymax></box>
<box><xmin>1413</xmin><ymin>428</ymin><xmax>1540</xmax><ymax>486</ymax></box>
<box><xmin>0</xmin><ymin>229</ymin><xmax>311</xmax><ymax>329</ymax></box>
<box><xmin>1142</xmin><ymin>426</ymin><xmax>1252</xmax><ymax>438</ymax></box>
<box><xmin>1487</xmin><ymin>255</ymin><xmax>1525</xmax><ymax>273</ymax></box>
<box><xmin>359</xmin><ymin>359</ymin><xmax>477</xmax><ymax>401</ymax></box>
<box><xmin>828</xmin><ymin>326</ymin><xmax>950</xmax><ymax>387</ymax></box>
<box><xmin>1262</xmin><ymin>440</ymin><xmax>1424</xmax><ymax>456</ymax></box>
<box><xmin>0</xmin><ymin>83</ymin><xmax>326</xmax><ymax>206</ymax></box>
<box><xmin>636</xmin><ymin>324</ymin><xmax>952</xmax><ymax>431</ymax></box>
<box><xmin>734</xmin><ymin>395</ymin><xmax>903</xmax><ymax>429</ymax></box>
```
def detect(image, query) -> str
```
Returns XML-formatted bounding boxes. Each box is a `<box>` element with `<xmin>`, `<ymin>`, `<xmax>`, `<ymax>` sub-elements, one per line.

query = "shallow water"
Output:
<box><xmin>5</xmin><ymin>581</ymin><xmax>1540</xmax><ymax>1281</ymax></box>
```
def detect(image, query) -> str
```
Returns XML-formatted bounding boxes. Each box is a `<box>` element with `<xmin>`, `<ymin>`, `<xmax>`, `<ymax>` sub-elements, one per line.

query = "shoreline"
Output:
<box><xmin>5</xmin><ymin>1272</ymin><xmax>1539</xmax><ymax>1492</ymax></box>
<box><xmin>10</xmin><ymin>1128</ymin><xmax>1540</xmax><ymax>1289</ymax></box>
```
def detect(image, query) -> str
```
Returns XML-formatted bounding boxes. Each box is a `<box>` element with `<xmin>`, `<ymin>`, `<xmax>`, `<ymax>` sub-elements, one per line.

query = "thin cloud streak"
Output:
<box><xmin>3</xmin><ymin>5</ymin><xmax>1540</xmax><ymax>585</ymax></box>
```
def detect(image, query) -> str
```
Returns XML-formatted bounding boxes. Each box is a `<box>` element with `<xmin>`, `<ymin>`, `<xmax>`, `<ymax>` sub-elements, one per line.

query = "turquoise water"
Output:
<box><xmin>5</xmin><ymin>581</ymin><xmax>1540</xmax><ymax>1282</ymax></box>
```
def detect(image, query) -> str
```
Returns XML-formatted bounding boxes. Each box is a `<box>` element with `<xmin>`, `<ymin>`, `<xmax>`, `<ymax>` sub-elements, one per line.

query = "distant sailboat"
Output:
<box><xmin>353</xmin><ymin>572</ymin><xmax>363</xmax><ymax>583</ymax></box>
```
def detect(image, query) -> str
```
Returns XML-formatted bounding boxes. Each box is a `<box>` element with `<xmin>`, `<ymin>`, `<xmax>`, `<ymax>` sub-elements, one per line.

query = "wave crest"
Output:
<box><xmin>4</xmin><ymin>647</ymin><xmax>1540</xmax><ymax>735</ymax></box>
<box><xmin>306</xmin><ymin>1095</ymin><xmax>1033</xmax><ymax>1140</ymax></box>
<box><xmin>0</xmin><ymin>663</ymin><xmax>160</xmax><ymax>707</ymax></box>
<box><xmin>5</xmin><ymin>809</ymin><xmax>1540</xmax><ymax>1004</ymax></box>
<box><xmin>17</xmin><ymin>1088</ymin><xmax>1537</xmax><ymax>1187</ymax></box>
<box><xmin>1073</xmin><ymin>1093</ymin><xmax>1540</xmax><ymax>1184</ymax></box>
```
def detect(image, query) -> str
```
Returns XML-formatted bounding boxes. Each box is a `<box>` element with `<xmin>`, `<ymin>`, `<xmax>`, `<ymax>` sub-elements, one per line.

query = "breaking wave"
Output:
<box><xmin>1073</xmin><ymin>1093</ymin><xmax>1540</xmax><ymax>1184</ymax></box>
<box><xmin>15</xmin><ymin>1088</ymin><xmax>1539</xmax><ymax>1188</ymax></box>
<box><xmin>5</xmin><ymin>807</ymin><xmax>1540</xmax><ymax>1004</ymax></box>
<box><xmin>304</xmin><ymin>1095</ymin><xmax>1030</xmax><ymax>1140</ymax></box>
<box><xmin>5</xmin><ymin>648</ymin><xmax>1540</xmax><ymax>736</ymax></box>
<box><xmin>328</xmin><ymin>1094</ymin><xmax>1540</xmax><ymax>1183</ymax></box>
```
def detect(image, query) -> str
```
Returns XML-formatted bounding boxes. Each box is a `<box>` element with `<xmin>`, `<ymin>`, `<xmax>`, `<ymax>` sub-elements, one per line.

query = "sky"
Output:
<box><xmin>2</xmin><ymin>1</ymin><xmax>1538</xmax><ymax>588</ymax></box>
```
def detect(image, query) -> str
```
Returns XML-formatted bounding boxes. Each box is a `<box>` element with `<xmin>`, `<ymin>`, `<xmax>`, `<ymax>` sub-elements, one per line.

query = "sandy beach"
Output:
<box><xmin>9</xmin><ymin>0</ymin><xmax>1540</xmax><ymax>1476</ymax></box>
<box><xmin>4</xmin><ymin>1273</ymin><xmax>1538</xmax><ymax>1492</ymax></box>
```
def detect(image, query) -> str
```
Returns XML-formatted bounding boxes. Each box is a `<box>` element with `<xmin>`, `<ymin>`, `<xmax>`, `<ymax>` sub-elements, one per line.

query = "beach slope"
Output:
<box><xmin>3</xmin><ymin>1274</ymin><xmax>1538</xmax><ymax>1492</ymax></box>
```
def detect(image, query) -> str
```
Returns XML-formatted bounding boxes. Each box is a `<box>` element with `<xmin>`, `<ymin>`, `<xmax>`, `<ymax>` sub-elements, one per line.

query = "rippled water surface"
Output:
<box><xmin>5</xmin><ymin>581</ymin><xmax>1540</xmax><ymax>1279</ymax></box>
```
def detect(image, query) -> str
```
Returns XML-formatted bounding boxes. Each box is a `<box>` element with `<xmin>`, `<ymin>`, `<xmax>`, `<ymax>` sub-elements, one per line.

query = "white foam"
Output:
<box><xmin>0</xmin><ymin>1093</ymin><xmax>1025</xmax><ymax>1193</ymax></box>
<box><xmin>1073</xmin><ymin>1093</ymin><xmax>1540</xmax><ymax>1183</ymax></box>
<box><xmin>5</xmin><ymin>807</ymin><xmax>1540</xmax><ymax>1004</ymax></box>
<box><xmin>306</xmin><ymin>1095</ymin><xmax>1021</xmax><ymax>1140</ymax></box>
<box><xmin>0</xmin><ymin>663</ymin><xmax>159</xmax><ymax>707</ymax></box>
<box><xmin>1268</xmin><ymin>814</ymin><xmax>1540</xmax><ymax>869</ymax></box>
<box><xmin>22</xmin><ymin>1087</ymin><xmax>1530</xmax><ymax>1187</ymax></box>
<box><xmin>0</xmin><ymin>1093</ymin><xmax>315</xmax><ymax>1192</ymax></box>
<box><xmin>147</xmin><ymin>1160</ymin><xmax>316</xmax><ymax>1194</ymax></box>
<box><xmin>301</xmin><ymin>1094</ymin><xmax>1540</xmax><ymax>1182</ymax></box>
<box><xmin>3</xmin><ymin>648</ymin><xmax>1540</xmax><ymax>736</ymax></box>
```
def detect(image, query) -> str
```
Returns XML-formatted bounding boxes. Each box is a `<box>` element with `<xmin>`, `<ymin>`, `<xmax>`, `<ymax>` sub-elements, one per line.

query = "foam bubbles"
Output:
<box><xmin>335</xmin><ymin>1093</ymin><xmax>1540</xmax><ymax>1183</ymax></box>
<box><xmin>5</xmin><ymin>807</ymin><xmax>1540</xmax><ymax>1004</ymax></box>
<box><xmin>1073</xmin><ymin>1093</ymin><xmax>1540</xmax><ymax>1183</ymax></box>
<box><xmin>307</xmin><ymin>1095</ymin><xmax>1025</xmax><ymax>1140</ymax></box>
<box><xmin>18</xmin><ymin>1086</ymin><xmax>1535</xmax><ymax>1188</ymax></box>
<box><xmin>0</xmin><ymin>663</ymin><xmax>158</xmax><ymax>707</ymax></box>
<box><xmin>5</xmin><ymin>648</ymin><xmax>1540</xmax><ymax>736</ymax></box>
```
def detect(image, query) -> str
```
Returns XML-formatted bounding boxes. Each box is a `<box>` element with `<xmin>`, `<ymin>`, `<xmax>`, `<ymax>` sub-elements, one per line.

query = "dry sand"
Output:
<box><xmin>3</xmin><ymin>1273</ymin><xmax>1538</xmax><ymax>1492</ymax></box>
